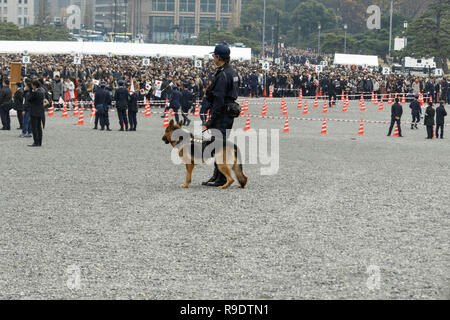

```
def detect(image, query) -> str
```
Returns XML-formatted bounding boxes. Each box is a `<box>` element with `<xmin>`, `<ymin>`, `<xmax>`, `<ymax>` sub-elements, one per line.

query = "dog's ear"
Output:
<box><xmin>178</xmin><ymin>121</ymin><xmax>183</xmax><ymax>127</ymax></box>
<box><xmin>169</xmin><ymin>119</ymin><xmax>174</xmax><ymax>127</ymax></box>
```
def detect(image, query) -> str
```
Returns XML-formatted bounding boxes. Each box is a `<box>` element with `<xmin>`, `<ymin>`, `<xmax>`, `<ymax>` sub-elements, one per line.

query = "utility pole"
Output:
<box><xmin>262</xmin><ymin>0</ymin><xmax>266</xmax><ymax>58</ymax></box>
<box><xmin>274</xmin><ymin>12</ymin><xmax>279</xmax><ymax>63</ymax></box>
<box><xmin>388</xmin><ymin>0</ymin><xmax>393</xmax><ymax>64</ymax></box>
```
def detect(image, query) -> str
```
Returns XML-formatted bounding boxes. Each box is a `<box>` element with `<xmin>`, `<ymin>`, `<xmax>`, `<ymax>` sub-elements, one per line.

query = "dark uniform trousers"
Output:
<box><xmin>128</xmin><ymin>111</ymin><xmax>137</xmax><ymax>129</ymax></box>
<box><xmin>388</xmin><ymin>117</ymin><xmax>402</xmax><ymax>136</ymax></box>
<box><xmin>1</xmin><ymin>108</ymin><xmax>11</xmax><ymax>130</ymax></box>
<box><xmin>426</xmin><ymin>125</ymin><xmax>434</xmax><ymax>139</ymax></box>
<box><xmin>435</xmin><ymin>125</ymin><xmax>444</xmax><ymax>138</ymax></box>
<box><xmin>412</xmin><ymin>112</ymin><xmax>420</xmax><ymax>126</ymax></box>
<box><xmin>30</xmin><ymin>116</ymin><xmax>43</xmax><ymax>145</ymax></box>
<box><xmin>117</xmin><ymin>109</ymin><xmax>128</xmax><ymax>128</ymax></box>
<box><xmin>99</xmin><ymin>110</ymin><xmax>110</xmax><ymax>128</ymax></box>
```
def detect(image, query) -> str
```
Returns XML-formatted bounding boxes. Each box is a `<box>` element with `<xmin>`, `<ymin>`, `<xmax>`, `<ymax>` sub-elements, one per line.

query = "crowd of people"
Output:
<box><xmin>0</xmin><ymin>49</ymin><xmax>448</xmax><ymax>142</ymax></box>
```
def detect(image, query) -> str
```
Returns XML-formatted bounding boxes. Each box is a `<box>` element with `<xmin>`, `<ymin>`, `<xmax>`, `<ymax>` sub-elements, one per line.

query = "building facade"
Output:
<box><xmin>95</xmin><ymin>0</ymin><xmax>127</xmax><ymax>33</ymax></box>
<box><xmin>0</xmin><ymin>0</ymin><xmax>35</xmax><ymax>26</ymax></box>
<box><xmin>127</xmin><ymin>0</ymin><xmax>242</xmax><ymax>43</ymax></box>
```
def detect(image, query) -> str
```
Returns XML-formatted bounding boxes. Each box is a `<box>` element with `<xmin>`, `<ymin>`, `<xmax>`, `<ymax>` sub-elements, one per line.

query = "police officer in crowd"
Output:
<box><xmin>169</xmin><ymin>83</ymin><xmax>182</xmax><ymax>124</ymax></box>
<box><xmin>94</xmin><ymin>82</ymin><xmax>112</xmax><ymax>131</ymax></box>
<box><xmin>435</xmin><ymin>102</ymin><xmax>447</xmax><ymax>139</ymax></box>
<box><xmin>424</xmin><ymin>101</ymin><xmax>436</xmax><ymax>139</ymax></box>
<box><xmin>203</xmin><ymin>44</ymin><xmax>239</xmax><ymax>187</ymax></box>
<box><xmin>0</xmin><ymin>78</ymin><xmax>12</xmax><ymax>130</ymax></box>
<box><xmin>114</xmin><ymin>80</ymin><xmax>129</xmax><ymax>131</ymax></box>
<box><xmin>128</xmin><ymin>86</ymin><xmax>138</xmax><ymax>131</ymax></box>
<box><xmin>387</xmin><ymin>98</ymin><xmax>403</xmax><ymax>137</ymax></box>
<box><xmin>13</xmin><ymin>81</ymin><xmax>25</xmax><ymax>130</ymax></box>
<box><xmin>181</xmin><ymin>82</ymin><xmax>193</xmax><ymax>126</ymax></box>
<box><xmin>20</xmin><ymin>78</ymin><xmax>33</xmax><ymax>138</ymax></box>
<box><xmin>26</xmin><ymin>79</ymin><xmax>45</xmax><ymax>147</ymax></box>
<box><xmin>409</xmin><ymin>95</ymin><xmax>422</xmax><ymax>129</ymax></box>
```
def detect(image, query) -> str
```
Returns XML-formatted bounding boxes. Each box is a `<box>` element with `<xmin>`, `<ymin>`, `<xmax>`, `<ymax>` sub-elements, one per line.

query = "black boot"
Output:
<box><xmin>119</xmin><ymin>126</ymin><xmax>124</xmax><ymax>131</ymax></box>
<box><xmin>93</xmin><ymin>126</ymin><xmax>98</xmax><ymax>130</ymax></box>
<box><xmin>100</xmin><ymin>126</ymin><xmax>105</xmax><ymax>131</ymax></box>
<box><xmin>206</xmin><ymin>171</ymin><xmax>227</xmax><ymax>187</ymax></box>
<box><xmin>202</xmin><ymin>165</ymin><xmax>219</xmax><ymax>186</ymax></box>
<box><xmin>106</xmin><ymin>126</ymin><xmax>112</xmax><ymax>131</ymax></box>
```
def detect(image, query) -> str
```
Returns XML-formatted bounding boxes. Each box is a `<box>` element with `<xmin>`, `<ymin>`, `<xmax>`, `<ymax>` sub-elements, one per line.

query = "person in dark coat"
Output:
<box><xmin>424</xmin><ymin>101</ymin><xmax>436</xmax><ymax>139</ymax></box>
<box><xmin>26</xmin><ymin>80</ymin><xmax>46</xmax><ymax>147</ymax></box>
<box><xmin>0</xmin><ymin>79</ymin><xmax>13</xmax><ymax>130</ymax></box>
<box><xmin>435</xmin><ymin>102</ymin><xmax>447</xmax><ymax>139</ymax></box>
<box><xmin>203</xmin><ymin>44</ymin><xmax>239</xmax><ymax>187</ymax></box>
<box><xmin>168</xmin><ymin>84</ymin><xmax>182</xmax><ymax>124</ymax></box>
<box><xmin>387</xmin><ymin>98</ymin><xmax>403</xmax><ymax>137</ymax></box>
<box><xmin>199</xmin><ymin>88</ymin><xmax>210</xmax><ymax>125</ymax></box>
<box><xmin>128</xmin><ymin>90</ymin><xmax>138</xmax><ymax>131</ymax></box>
<box><xmin>181</xmin><ymin>83</ymin><xmax>193</xmax><ymax>126</ymax></box>
<box><xmin>409</xmin><ymin>95</ymin><xmax>422</xmax><ymax>129</ymax></box>
<box><xmin>94</xmin><ymin>82</ymin><xmax>112</xmax><ymax>131</ymax></box>
<box><xmin>114</xmin><ymin>80</ymin><xmax>129</xmax><ymax>131</ymax></box>
<box><xmin>13</xmin><ymin>81</ymin><xmax>25</xmax><ymax>130</ymax></box>
<box><xmin>20</xmin><ymin>78</ymin><xmax>33</xmax><ymax>138</ymax></box>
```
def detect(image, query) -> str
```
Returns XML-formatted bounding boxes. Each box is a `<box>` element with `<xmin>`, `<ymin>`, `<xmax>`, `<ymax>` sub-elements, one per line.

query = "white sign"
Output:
<box><xmin>435</xmin><ymin>68</ymin><xmax>443</xmax><ymax>76</ymax></box>
<box><xmin>320</xmin><ymin>60</ymin><xmax>328</xmax><ymax>67</ymax></box>
<box><xmin>194</xmin><ymin>60</ymin><xmax>202</xmax><ymax>68</ymax></box>
<box><xmin>142</xmin><ymin>58</ymin><xmax>150</xmax><ymax>66</ymax></box>
<box><xmin>74</xmin><ymin>56</ymin><xmax>82</xmax><ymax>65</ymax></box>
<box><xmin>22</xmin><ymin>56</ymin><xmax>30</xmax><ymax>64</ymax></box>
<box><xmin>67</xmin><ymin>5</ymin><xmax>81</xmax><ymax>30</ymax></box>
<box><xmin>382</xmin><ymin>67</ymin><xmax>390</xmax><ymax>75</ymax></box>
<box><xmin>155</xmin><ymin>90</ymin><xmax>162</xmax><ymax>98</ymax></box>
<box><xmin>315</xmin><ymin>65</ymin><xmax>323</xmax><ymax>73</ymax></box>
<box><xmin>262</xmin><ymin>61</ymin><xmax>271</xmax><ymax>71</ymax></box>
<box><xmin>155</xmin><ymin>80</ymin><xmax>162</xmax><ymax>90</ymax></box>
<box><xmin>305</xmin><ymin>59</ymin><xmax>310</xmax><ymax>67</ymax></box>
<box><xmin>394</xmin><ymin>37</ymin><xmax>407</xmax><ymax>51</ymax></box>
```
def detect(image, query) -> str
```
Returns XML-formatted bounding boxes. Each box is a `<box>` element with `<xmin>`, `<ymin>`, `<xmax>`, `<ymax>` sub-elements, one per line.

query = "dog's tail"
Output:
<box><xmin>233</xmin><ymin>144</ymin><xmax>248</xmax><ymax>188</ymax></box>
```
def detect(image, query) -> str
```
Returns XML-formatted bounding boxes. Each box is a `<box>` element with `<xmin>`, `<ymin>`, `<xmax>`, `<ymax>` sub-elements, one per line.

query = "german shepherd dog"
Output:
<box><xmin>162</xmin><ymin>120</ymin><xmax>248</xmax><ymax>189</ymax></box>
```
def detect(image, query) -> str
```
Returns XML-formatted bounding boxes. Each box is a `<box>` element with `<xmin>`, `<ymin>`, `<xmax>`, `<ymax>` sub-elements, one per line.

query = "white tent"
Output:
<box><xmin>0</xmin><ymin>41</ymin><xmax>252</xmax><ymax>61</ymax></box>
<box><xmin>333</xmin><ymin>53</ymin><xmax>379</xmax><ymax>66</ymax></box>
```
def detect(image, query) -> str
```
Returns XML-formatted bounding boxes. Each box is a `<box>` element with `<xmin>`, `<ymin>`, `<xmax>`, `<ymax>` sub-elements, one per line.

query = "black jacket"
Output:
<box><xmin>27</xmin><ymin>87</ymin><xmax>46</xmax><ymax>128</ymax></box>
<box><xmin>13</xmin><ymin>88</ymin><xmax>24</xmax><ymax>111</ymax></box>
<box><xmin>128</xmin><ymin>92</ymin><xmax>138</xmax><ymax>112</ymax></box>
<box><xmin>0</xmin><ymin>86</ymin><xmax>12</xmax><ymax>110</ymax></box>
<box><xmin>95</xmin><ymin>89</ymin><xmax>111</xmax><ymax>113</ymax></box>
<box><xmin>391</xmin><ymin>103</ymin><xmax>403</xmax><ymax>118</ymax></box>
<box><xmin>114</xmin><ymin>87</ymin><xmax>129</xmax><ymax>110</ymax></box>
<box><xmin>424</xmin><ymin>106</ymin><xmax>435</xmax><ymax>126</ymax></box>
<box><xmin>436</xmin><ymin>106</ymin><xmax>447</xmax><ymax>125</ymax></box>
<box><xmin>409</xmin><ymin>100</ymin><xmax>421</xmax><ymax>115</ymax></box>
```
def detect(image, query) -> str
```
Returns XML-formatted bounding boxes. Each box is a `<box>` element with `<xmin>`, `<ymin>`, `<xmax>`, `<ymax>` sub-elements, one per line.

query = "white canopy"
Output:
<box><xmin>333</xmin><ymin>53</ymin><xmax>379</xmax><ymax>66</ymax></box>
<box><xmin>0</xmin><ymin>41</ymin><xmax>252</xmax><ymax>61</ymax></box>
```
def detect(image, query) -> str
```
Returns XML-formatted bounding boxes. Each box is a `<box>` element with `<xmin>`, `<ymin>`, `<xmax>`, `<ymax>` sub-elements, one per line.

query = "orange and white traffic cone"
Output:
<box><xmin>320</xmin><ymin>118</ymin><xmax>328</xmax><ymax>134</ymax></box>
<box><xmin>378</xmin><ymin>100</ymin><xmax>384</xmax><ymax>111</ymax></box>
<box><xmin>73</xmin><ymin>102</ymin><xmax>79</xmax><ymax>116</ymax></box>
<box><xmin>374</xmin><ymin>94</ymin><xmax>378</xmax><ymax>105</ymax></box>
<box><xmin>243</xmin><ymin>114</ymin><xmax>251</xmax><ymax>131</ymax></box>
<box><xmin>302</xmin><ymin>100</ymin><xmax>309</xmax><ymax>115</ymax></box>
<box><xmin>283</xmin><ymin>116</ymin><xmax>290</xmax><ymax>133</ymax></box>
<box><xmin>61</xmin><ymin>103</ymin><xmax>69</xmax><ymax>118</ymax></box>
<box><xmin>145</xmin><ymin>99</ymin><xmax>152</xmax><ymax>117</ymax></box>
<box><xmin>76</xmin><ymin>107</ymin><xmax>85</xmax><ymax>125</ymax></box>
<box><xmin>244</xmin><ymin>97</ymin><xmax>249</xmax><ymax>112</ymax></box>
<box><xmin>371</xmin><ymin>91</ymin><xmax>375</xmax><ymax>103</ymax></box>
<box><xmin>297</xmin><ymin>96</ymin><xmax>302</xmax><ymax>109</ymax></box>
<box><xmin>261</xmin><ymin>98</ymin><xmax>268</xmax><ymax>116</ymax></box>
<box><xmin>48</xmin><ymin>102</ymin><xmax>55</xmax><ymax>116</ymax></box>
<box><xmin>269</xmin><ymin>88</ymin><xmax>273</xmax><ymax>98</ymax></box>
<box><xmin>393</xmin><ymin>123</ymin><xmax>399</xmax><ymax>137</ymax></box>
<box><xmin>171</xmin><ymin>110</ymin><xmax>175</xmax><ymax>118</ymax></box>
<box><xmin>314</xmin><ymin>96</ymin><xmax>319</xmax><ymax>108</ymax></box>
<box><xmin>162</xmin><ymin>111</ymin><xmax>169</xmax><ymax>128</ymax></box>
<box><xmin>342</xmin><ymin>99</ymin><xmax>348</xmax><ymax>112</ymax></box>
<box><xmin>322</xmin><ymin>99</ymin><xmax>328</xmax><ymax>113</ymax></box>
<box><xmin>193</xmin><ymin>101</ymin><xmax>200</xmax><ymax>117</ymax></box>
<box><xmin>388</xmin><ymin>93</ymin><xmax>392</xmax><ymax>105</ymax></box>
<box><xmin>357</xmin><ymin>119</ymin><xmax>365</xmax><ymax>136</ymax></box>
<box><xmin>240</xmin><ymin>100</ymin><xmax>245</xmax><ymax>116</ymax></box>
<box><xmin>90</xmin><ymin>104</ymin><xmax>96</xmax><ymax>118</ymax></box>
<box><xmin>360</xmin><ymin>94</ymin><xmax>366</xmax><ymax>111</ymax></box>
<box><xmin>402</xmin><ymin>93</ymin><xmax>406</xmax><ymax>104</ymax></box>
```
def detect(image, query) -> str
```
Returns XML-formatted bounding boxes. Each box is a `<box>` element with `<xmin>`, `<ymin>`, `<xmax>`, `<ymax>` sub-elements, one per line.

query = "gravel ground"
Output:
<box><xmin>0</xmin><ymin>98</ymin><xmax>449</xmax><ymax>300</ymax></box>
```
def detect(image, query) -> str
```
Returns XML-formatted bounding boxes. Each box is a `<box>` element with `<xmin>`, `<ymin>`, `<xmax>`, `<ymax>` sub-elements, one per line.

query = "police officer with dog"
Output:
<box><xmin>203</xmin><ymin>44</ymin><xmax>240</xmax><ymax>187</ymax></box>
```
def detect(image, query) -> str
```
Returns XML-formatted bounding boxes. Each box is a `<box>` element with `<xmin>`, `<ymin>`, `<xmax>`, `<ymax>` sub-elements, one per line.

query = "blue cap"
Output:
<box><xmin>211</xmin><ymin>44</ymin><xmax>230</xmax><ymax>58</ymax></box>
<box><xmin>118</xmin><ymin>80</ymin><xmax>125</xmax><ymax>86</ymax></box>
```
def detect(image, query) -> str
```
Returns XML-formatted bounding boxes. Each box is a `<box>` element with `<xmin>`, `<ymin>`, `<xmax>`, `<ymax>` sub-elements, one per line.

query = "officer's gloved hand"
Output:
<box><xmin>205</xmin><ymin>120</ymin><xmax>214</xmax><ymax>129</ymax></box>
